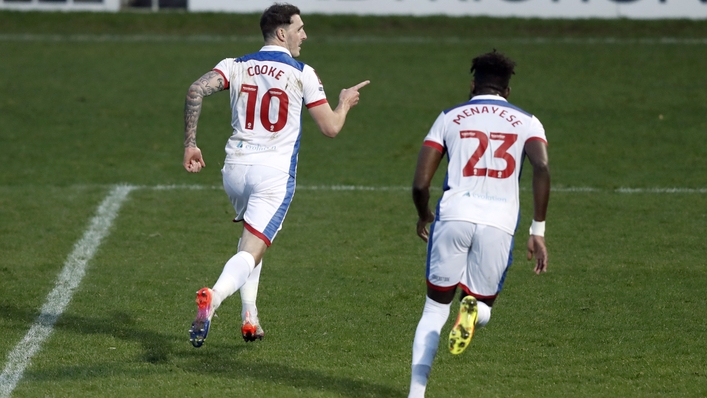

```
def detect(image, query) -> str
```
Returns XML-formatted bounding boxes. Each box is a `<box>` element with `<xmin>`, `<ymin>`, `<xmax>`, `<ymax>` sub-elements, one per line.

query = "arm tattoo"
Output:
<box><xmin>184</xmin><ymin>71</ymin><xmax>225</xmax><ymax>148</ymax></box>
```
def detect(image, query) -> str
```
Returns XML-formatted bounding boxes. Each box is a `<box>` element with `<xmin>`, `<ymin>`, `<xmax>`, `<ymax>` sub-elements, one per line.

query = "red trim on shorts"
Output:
<box><xmin>244</xmin><ymin>222</ymin><xmax>272</xmax><ymax>247</ymax></box>
<box><xmin>426</xmin><ymin>280</ymin><xmax>457</xmax><ymax>292</ymax></box>
<box><xmin>212</xmin><ymin>68</ymin><xmax>229</xmax><ymax>89</ymax></box>
<box><xmin>306</xmin><ymin>99</ymin><xmax>328</xmax><ymax>109</ymax></box>
<box><xmin>459</xmin><ymin>284</ymin><xmax>498</xmax><ymax>300</ymax></box>
<box><xmin>526</xmin><ymin>136</ymin><xmax>548</xmax><ymax>146</ymax></box>
<box><xmin>423</xmin><ymin>140</ymin><xmax>444</xmax><ymax>153</ymax></box>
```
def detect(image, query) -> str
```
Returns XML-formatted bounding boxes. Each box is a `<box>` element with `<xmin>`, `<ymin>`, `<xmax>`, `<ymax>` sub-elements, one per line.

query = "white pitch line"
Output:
<box><xmin>144</xmin><ymin>184</ymin><xmax>707</xmax><ymax>193</ymax></box>
<box><xmin>0</xmin><ymin>34</ymin><xmax>706</xmax><ymax>45</ymax></box>
<box><xmin>615</xmin><ymin>187</ymin><xmax>707</xmax><ymax>194</ymax></box>
<box><xmin>0</xmin><ymin>185</ymin><xmax>135</xmax><ymax>398</ymax></box>
<box><xmin>299</xmin><ymin>185</ymin><xmax>411</xmax><ymax>191</ymax></box>
<box><xmin>0</xmin><ymin>184</ymin><xmax>703</xmax><ymax>194</ymax></box>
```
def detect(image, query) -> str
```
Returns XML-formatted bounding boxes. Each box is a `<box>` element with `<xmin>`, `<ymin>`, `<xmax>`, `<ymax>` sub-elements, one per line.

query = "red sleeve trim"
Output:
<box><xmin>423</xmin><ymin>140</ymin><xmax>445</xmax><ymax>153</ymax></box>
<box><xmin>212</xmin><ymin>68</ymin><xmax>229</xmax><ymax>90</ymax></box>
<box><xmin>306</xmin><ymin>98</ymin><xmax>328</xmax><ymax>109</ymax></box>
<box><xmin>244</xmin><ymin>222</ymin><xmax>272</xmax><ymax>247</ymax></box>
<box><xmin>526</xmin><ymin>137</ymin><xmax>548</xmax><ymax>146</ymax></box>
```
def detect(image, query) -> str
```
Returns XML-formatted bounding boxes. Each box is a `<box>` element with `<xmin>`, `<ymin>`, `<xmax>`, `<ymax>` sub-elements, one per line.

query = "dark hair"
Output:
<box><xmin>260</xmin><ymin>3</ymin><xmax>301</xmax><ymax>41</ymax></box>
<box><xmin>471</xmin><ymin>50</ymin><xmax>516</xmax><ymax>93</ymax></box>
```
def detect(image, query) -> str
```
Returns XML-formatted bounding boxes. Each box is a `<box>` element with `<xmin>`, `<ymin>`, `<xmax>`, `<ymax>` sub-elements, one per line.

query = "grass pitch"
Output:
<box><xmin>1</xmin><ymin>11</ymin><xmax>706</xmax><ymax>397</ymax></box>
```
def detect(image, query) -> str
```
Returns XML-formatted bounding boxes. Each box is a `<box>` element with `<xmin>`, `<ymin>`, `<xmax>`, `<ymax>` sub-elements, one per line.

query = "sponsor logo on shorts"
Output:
<box><xmin>429</xmin><ymin>274</ymin><xmax>450</xmax><ymax>283</ymax></box>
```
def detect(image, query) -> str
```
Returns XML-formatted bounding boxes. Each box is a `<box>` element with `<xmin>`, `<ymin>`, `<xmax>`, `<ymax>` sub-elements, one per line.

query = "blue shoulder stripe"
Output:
<box><xmin>236</xmin><ymin>51</ymin><xmax>305</xmax><ymax>71</ymax></box>
<box><xmin>443</xmin><ymin>99</ymin><xmax>532</xmax><ymax>117</ymax></box>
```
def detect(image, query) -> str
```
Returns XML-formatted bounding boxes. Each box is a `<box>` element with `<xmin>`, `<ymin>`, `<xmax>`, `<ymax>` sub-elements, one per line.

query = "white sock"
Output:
<box><xmin>476</xmin><ymin>301</ymin><xmax>492</xmax><ymax>328</ymax></box>
<box><xmin>211</xmin><ymin>251</ymin><xmax>256</xmax><ymax>310</ymax></box>
<box><xmin>409</xmin><ymin>296</ymin><xmax>451</xmax><ymax>398</ymax></box>
<box><xmin>240</xmin><ymin>261</ymin><xmax>262</xmax><ymax>322</ymax></box>
<box><xmin>409</xmin><ymin>364</ymin><xmax>431</xmax><ymax>398</ymax></box>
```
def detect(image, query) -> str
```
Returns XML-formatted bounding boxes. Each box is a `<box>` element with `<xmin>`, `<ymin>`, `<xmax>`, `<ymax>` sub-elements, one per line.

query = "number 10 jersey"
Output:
<box><xmin>423</xmin><ymin>95</ymin><xmax>548</xmax><ymax>235</ymax></box>
<box><xmin>213</xmin><ymin>46</ymin><xmax>328</xmax><ymax>178</ymax></box>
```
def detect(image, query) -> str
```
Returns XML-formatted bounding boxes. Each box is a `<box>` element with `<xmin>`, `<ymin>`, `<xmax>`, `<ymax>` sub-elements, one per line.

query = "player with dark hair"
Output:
<box><xmin>408</xmin><ymin>50</ymin><xmax>550</xmax><ymax>397</ymax></box>
<box><xmin>469</xmin><ymin>50</ymin><xmax>516</xmax><ymax>96</ymax></box>
<box><xmin>183</xmin><ymin>2</ymin><xmax>369</xmax><ymax>347</ymax></box>
<box><xmin>259</xmin><ymin>3</ymin><xmax>300</xmax><ymax>41</ymax></box>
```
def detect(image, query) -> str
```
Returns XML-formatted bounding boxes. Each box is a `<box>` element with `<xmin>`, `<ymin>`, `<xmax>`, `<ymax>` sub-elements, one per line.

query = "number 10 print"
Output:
<box><xmin>240</xmin><ymin>84</ymin><xmax>290</xmax><ymax>132</ymax></box>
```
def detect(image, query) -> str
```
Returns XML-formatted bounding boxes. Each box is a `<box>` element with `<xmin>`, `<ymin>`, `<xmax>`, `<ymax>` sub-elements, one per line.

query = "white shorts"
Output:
<box><xmin>222</xmin><ymin>164</ymin><xmax>295</xmax><ymax>246</ymax></box>
<box><xmin>426</xmin><ymin>220</ymin><xmax>513</xmax><ymax>299</ymax></box>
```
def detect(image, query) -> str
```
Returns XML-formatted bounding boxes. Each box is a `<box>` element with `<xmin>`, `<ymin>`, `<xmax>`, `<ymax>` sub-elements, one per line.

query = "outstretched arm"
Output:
<box><xmin>524</xmin><ymin>139</ymin><xmax>551</xmax><ymax>274</ymax></box>
<box><xmin>412</xmin><ymin>145</ymin><xmax>444</xmax><ymax>242</ymax></box>
<box><xmin>308</xmin><ymin>80</ymin><xmax>370</xmax><ymax>138</ymax></box>
<box><xmin>183</xmin><ymin>70</ymin><xmax>226</xmax><ymax>173</ymax></box>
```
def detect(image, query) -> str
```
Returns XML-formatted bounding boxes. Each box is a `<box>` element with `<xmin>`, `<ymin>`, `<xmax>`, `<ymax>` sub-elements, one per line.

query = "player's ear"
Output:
<box><xmin>504</xmin><ymin>86</ymin><xmax>511</xmax><ymax>99</ymax></box>
<box><xmin>277</xmin><ymin>27</ymin><xmax>285</xmax><ymax>41</ymax></box>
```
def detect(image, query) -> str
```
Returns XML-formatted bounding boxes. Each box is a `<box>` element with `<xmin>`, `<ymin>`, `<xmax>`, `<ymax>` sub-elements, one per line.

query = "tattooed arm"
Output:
<box><xmin>183</xmin><ymin>71</ymin><xmax>226</xmax><ymax>173</ymax></box>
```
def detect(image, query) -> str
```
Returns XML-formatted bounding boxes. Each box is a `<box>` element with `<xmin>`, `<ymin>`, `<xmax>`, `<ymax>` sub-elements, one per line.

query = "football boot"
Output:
<box><xmin>448</xmin><ymin>295</ymin><xmax>478</xmax><ymax>355</ymax></box>
<box><xmin>189</xmin><ymin>288</ymin><xmax>215</xmax><ymax>348</ymax></box>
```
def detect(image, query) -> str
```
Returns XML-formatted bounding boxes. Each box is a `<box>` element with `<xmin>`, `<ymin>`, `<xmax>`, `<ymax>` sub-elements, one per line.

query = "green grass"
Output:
<box><xmin>1</xmin><ymin>11</ymin><xmax>707</xmax><ymax>398</ymax></box>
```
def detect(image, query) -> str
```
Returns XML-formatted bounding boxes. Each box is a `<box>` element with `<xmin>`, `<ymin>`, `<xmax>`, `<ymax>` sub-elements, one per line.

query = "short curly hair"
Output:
<box><xmin>471</xmin><ymin>50</ymin><xmax>516</xmax><ymax>93</ymax></box>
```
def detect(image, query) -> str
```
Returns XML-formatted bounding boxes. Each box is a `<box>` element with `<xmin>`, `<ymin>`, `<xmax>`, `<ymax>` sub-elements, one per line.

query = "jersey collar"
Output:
<box><xmin>470</xmin><ymin>94</ymin><xmax>508</xmax><ymax>102</ymax></box>
<box><xmin>260</xmin><ymin>45</ymin><xmax>292</xmax><ymax>57</ymax></box>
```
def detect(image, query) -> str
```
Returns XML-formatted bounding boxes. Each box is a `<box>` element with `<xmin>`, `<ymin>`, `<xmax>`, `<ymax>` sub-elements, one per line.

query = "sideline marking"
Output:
<box><xmin>0</xmin><ymin>185</ymin><xmax>135</xmax><ymax>398</ymax></box>
<box><xmin>0</xmin><ymin>34</ymin><xmax>706</xmax><ymax>45</ymax></box>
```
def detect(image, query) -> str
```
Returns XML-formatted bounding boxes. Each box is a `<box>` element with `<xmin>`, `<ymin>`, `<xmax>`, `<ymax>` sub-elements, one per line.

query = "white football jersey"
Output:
<box><xmin>423</xmin><ymin>94</ymin><xmax>547</xmax><ymax>235</ymax></box>
<box><xmin>213</xmin><ymin>46</ymin><xmax>327</xmax><ymax>177</ymax></box>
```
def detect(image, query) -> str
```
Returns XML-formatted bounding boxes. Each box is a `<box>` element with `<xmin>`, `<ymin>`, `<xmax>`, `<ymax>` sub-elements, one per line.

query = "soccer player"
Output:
<box><xmin>182</xmin><ymin>3</ymin><xmax>369</xmax><ymax>347</ymax></box>
<box><xmin>408</xmin><ymin>50</ymin><xmax>550</xmax><ymax>397</ymax></box>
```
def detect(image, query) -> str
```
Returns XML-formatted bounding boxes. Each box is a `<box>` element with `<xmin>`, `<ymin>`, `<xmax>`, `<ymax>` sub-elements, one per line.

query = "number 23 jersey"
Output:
<box><xmin>213</xmin><ymin>46</ymin><xmax>328</xmax><ymax>177</ymax></box>
<box><xmin>423</xmin><ymin>95</ymin><xmax>547</xmax><ymax>235</ymax></box>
